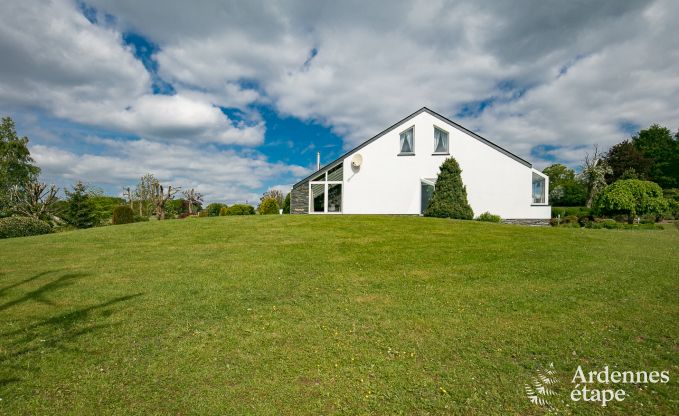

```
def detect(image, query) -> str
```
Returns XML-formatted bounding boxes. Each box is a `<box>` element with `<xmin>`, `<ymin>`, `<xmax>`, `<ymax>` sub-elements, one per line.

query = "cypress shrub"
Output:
<box><xmin>112</xmin><ymin>205</ymin><xmax>135</xmax><ymax>225</ymax></box>
<box><xmin>0</xmin><ymin>216</ymin><xmax>51</xmax><ymax>239</ymax></box>
<box><xmin>424</xmin><ymin>157</ymin><xmax>474</xmax><ymax>219</ymax></box>
<box><xmin>258</xmin><ymin>198</ymin><xmax>279</xmax><ymax>215</ymax></box>
<box><xmin>282</xmin><ymin>193</ymin><xmax>291</xmax><ymax>214</ymax></box>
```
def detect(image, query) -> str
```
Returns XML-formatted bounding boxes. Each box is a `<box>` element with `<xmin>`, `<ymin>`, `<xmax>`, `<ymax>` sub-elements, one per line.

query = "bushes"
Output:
<box><xmin>0</xmin><ymin>216</ymin><xmax>51</xmax><ymax>239</ymax></box>
<box><xmin>219</xmin><ymin>206</ymin><xmax>228</xmax><ymax>216</ymax></box>
<box><xmin>206</xmin><ymin>203</ymin><xmax>227</xmax><ymax>217</ymax></box>
<box><xmin>258</xmin><ymin>198</ymin><xmax>279</xmax><ymax>215</ymax></box>
<box><xmin>424</xmin><ymin>157</ymin><xmax>473</xmax><ymax>219</ymax></box>
<box><xmin>594</xmin><ymin>179</ymin><xmax>668</xmax><ymax>223</ymax></box>
<box><xmin>226</xmin><ymin>204</ymin><xmax>255</xmax><ymax>215</ymax></box>
<box><xmin>476</xmin><ymin>212</ymin><xmax>501</xmax><ymax>222</ymax></box>
<box><xmin>198</xmin><ymin>211</ymin><xmax>209</xmax><ymax>217</ymax></box>
<box><xmin>112</xmin><ymin>205</ymin><xmax>134</xmax><ymax>225</ymax></box>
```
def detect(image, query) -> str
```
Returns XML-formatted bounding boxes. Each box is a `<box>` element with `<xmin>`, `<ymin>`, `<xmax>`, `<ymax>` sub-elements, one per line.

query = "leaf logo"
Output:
<box><xmin>525</xmin><ymin>363</ymin><xmax>559</xmax><ymax>409</ymax></box>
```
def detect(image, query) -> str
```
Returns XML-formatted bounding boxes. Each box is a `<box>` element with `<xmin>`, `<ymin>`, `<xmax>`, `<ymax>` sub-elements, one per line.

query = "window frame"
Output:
<box><xmin>398</xmin><ymin>125</ymin><xmax>415</xmax><ymax>156</ymax></box>
<box><xmin>432</xmin><ymin>125</ymin><xmax>450</xmax><ymax>155</ymax></box>
<box><xmin>308</xmin><ymin>163</ymin><xmax>344</xmax><ymax>214</ymax></box>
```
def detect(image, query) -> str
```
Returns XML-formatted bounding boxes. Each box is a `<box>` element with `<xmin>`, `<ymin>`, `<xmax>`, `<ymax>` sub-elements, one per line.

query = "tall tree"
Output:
<box><xmin>151</xmin><ymin>182</ymin><xmax>180</xmax><ymax>220</ymax></box>
<box><xmin>605</xmin><ymin>140</ymin><xmax>651</xmax><ymax>183</ymax></box>
<box><xmin>581</xmin><ymin>145</ymin><xmax>612</xmax><ymax>208</ymax></box>
<box><xmin>65</xmin><ymin>181</ymin><xmax>97</xmax><ymax>228</ymax></box>
<box><xmin>542</xmin><ymin>164</ymin><xmax>587</xmax><ymax>206</ymax></box>
<box><xmin>0</xmin><ymin>117</ymin><xmax>40</xmax><ymax>216</ymax></box>
<box><xmin>632</xmin><ymin>124</ymin><xmax>679</xmax><ymax>188</ymax></box>
<box><xmin>134</xmin><ymin>173</ymin><xmax>158</xmax><ymax>216</ymax></box>
<box><xmin>182</xmin><ymin>188</ymin><xmax>203</xmax><ymax>214</ymax></box>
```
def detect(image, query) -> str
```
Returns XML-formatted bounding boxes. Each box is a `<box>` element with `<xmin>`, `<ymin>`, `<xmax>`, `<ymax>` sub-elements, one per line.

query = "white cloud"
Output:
<box><xmin>85</xmin><ymin>0</ymin><xmax>679</xmax><ymax>163</ymax></box>
<box><xmin>0</xmin><ymin>0</ymin><xmax>262</xmax><ymax>145</ymax></box>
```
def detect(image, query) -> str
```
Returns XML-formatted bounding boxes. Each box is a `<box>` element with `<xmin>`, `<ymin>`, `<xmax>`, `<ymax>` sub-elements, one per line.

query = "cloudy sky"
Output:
<box><xmin>1</xmin><ymin>0</ymin><xmax>678</xmax><ymax>203</ymax></box>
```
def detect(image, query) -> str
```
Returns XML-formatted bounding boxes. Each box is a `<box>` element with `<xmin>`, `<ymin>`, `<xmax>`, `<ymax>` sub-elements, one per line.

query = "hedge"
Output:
<box><xmin>0</xmin><ymin>216</ymin><xmax>52</xmax><ymax>239</ymax></box>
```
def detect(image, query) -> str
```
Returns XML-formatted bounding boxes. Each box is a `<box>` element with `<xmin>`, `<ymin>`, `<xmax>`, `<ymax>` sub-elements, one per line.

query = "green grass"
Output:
<box><xmin>1</xmin><ymin>216</ymin><xmax>677</xmax><ymax>415</ymax></box>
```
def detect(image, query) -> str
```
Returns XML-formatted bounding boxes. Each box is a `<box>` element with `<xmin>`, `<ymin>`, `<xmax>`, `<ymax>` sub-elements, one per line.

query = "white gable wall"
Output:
<box><xmin>340</xmin><ymin>112</ymin><xmax>550</xmax><ymax>218</ymax></box>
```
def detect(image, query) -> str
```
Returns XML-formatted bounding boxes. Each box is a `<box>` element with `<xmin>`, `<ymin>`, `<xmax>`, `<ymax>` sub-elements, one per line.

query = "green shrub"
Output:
<box><xmin>258</xmin><ymin>198</ymin><xmax>279</xmax><ymax>215</ymax></box>
<box><xmin>205</xmin><ymin>203</ymin><xmax>227</xmax><ymax>217</ymax></box>
<box><xmin>133</xmin><ymin>215</ymin><xmax>149</xmax><ymax>222</ymax></box>
<box><xmin>219</xmin><ymin>206</ymin><xmax>228</xmax><ymax>216</ymax></box>
<box><xmin>198</xmin><ymin>211</ymin><xmax>209</xmax><ymax>217</ymax></box>
<box><xmin>226</xmin><ymin>204</ymin><xmax>256</xmax><ymax>215</ymax></box>
<box><xmin>112</xmin><ymin>205</ymin><xmax>135</xmax><ymax>225</ymax></box>
<box><xmin>594</xmin><ymin>179</ymin><xmax>668</xmax><ymax>223</ymax></box>
<box><xmin>0</xmin><ymin>216</ymin><xmax>51</xmax><ymax>239</ymax></box>
<box><xmin>476</xmin><ymin>212</ymin><xmax>501</xmax><ymax>222</ymax></box>
<box><xmin>424</xmin><ymin>157</ymin><xmax>473</xmax><ymax>219</ymax></box>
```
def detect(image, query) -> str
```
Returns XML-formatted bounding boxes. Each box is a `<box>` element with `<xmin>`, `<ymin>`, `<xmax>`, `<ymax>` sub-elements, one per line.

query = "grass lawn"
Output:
<box><xmin>0</xmin><ymin>216</ymin><xmax>677</xmax><ymax>415</ymax></box>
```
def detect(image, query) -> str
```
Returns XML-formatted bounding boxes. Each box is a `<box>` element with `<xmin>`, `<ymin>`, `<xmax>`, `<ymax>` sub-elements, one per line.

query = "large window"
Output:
<box><xmin>532</xmin><ymin>172</ymin><xmax>546</xmax><ymax>204</ymax></box>
<box><xmin>433</xmin><ymin>127</ymin><xmax>449</xmax><ymax>154</ymax></box>
<box><xmin>309</xmin><ymin>163</ymin><xmax>343</xmax><ymax>213</ymax></box>
<box><xmin>399</xmin><ymin>127</ymin><xmax>414</xmax><ymax>154</ymax></box>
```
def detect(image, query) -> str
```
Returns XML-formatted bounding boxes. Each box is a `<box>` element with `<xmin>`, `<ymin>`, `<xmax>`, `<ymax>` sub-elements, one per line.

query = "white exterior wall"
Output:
<box><xmin>339</xmin><ymin>112</ymin><xmax>550</xmax><ymax>219</ymax></box>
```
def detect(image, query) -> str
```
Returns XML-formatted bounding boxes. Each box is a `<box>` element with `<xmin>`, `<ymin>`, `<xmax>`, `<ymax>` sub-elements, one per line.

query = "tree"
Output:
<box><xmin>260</xmin><ymin>189</ymin><xmax>285</xmax><ymax>208</ymax></box>
<box><xmin>594</xmin><ymin>179</ymin><xmax>668</xmax><ymax>223</ymax></box>
<box><xmin>282</xmin><ymin>192</ymin><xmax>291</xmax><ymax>214</ymax></box>
<box><xmin>1</xmin><ymin>117</ymin><xmax>40</xmax><ymax>217</ymax></box>
<box><xmin>581</xmin><ymin>145</ymin><xmax>613</xmax><ymax>208</ymax></box>
<box><xmin>542</xmin><ymin>164</ymin><xmax>587</xmax><ymax>206</ymax></box>
<box><xmin>604</xmin><ymin>140</ymin><xmax>651</xmax><ymax>183</ymax></box>
<box><xmin>10</xmin><ymin>182</ymin><xmax>60</xmax><ymax>224</ymax></box>
<box><xmin>258</xmin><ymin>197</ymin><xmax>280</xmax><ymax>215</ymax></box>
<box><xmin>65</xmin><ymin>181</ymin><xmax>97</xmax><ymax>228</ymax></box>
<box><xmin>134</xmin><ymin>174</ymin><xmax>158</xmax><ymax>216</ymax></box>
<box><xmin>182</xmin><ymin>188</ymin><xmax>203</xmax><ymax>214</ymax></box>
<box><xmin>632</xmin><ymin>124</ymin><xmax>679</xmax><ymax>189</ymax></box>
<box><xmin>424</xmin><ymin>157</ymin><xmax>473</xmax><ymax>219</ymax></box>
<box><xmin>151</xmin><ymin>182</ymin><xmax>180</xmax><ymax>220</ymax></box>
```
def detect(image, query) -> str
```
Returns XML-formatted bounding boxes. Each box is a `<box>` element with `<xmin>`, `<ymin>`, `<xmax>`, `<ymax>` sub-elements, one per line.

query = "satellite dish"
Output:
<box><xmin>351</xmin><ymin>153</ymin><xmax>363</xmax><ymax>168</ymax></box>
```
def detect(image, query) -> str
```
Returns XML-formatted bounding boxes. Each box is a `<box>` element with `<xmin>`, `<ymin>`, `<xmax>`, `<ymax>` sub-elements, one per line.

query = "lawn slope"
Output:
<box><xmin>1</xmin><ymin>216</ymin><xmax>678</xmax><ymax>415</ymax></box>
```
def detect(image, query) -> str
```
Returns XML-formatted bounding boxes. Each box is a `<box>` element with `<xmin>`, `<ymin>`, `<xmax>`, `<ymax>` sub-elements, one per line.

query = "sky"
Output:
<box><xmin>1</xmin><ymin>0</ymin><xmax>678</xmax><ymax>204</ymax></box>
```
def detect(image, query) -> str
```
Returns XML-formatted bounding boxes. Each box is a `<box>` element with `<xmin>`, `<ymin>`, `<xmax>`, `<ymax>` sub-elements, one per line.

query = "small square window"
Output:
<box><xmin>399</xmin><ymin>127</ymin><xmax>414</xmax><ymax>154</ymax></box>
<box><xmin>434</xmin><ymin>127</ymin><xmax>449</xmax><ymax>154</ymax></box>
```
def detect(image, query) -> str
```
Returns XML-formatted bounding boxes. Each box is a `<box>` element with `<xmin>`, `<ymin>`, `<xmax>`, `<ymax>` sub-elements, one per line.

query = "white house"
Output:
<box><xmin>290</xmin><ymin>107</ymin><xmax>550</xmax><ymax>223</ymax></box>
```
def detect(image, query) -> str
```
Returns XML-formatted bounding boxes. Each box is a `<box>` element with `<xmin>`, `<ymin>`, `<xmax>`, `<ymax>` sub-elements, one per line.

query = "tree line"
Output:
<box><xmin>543</xmin><ymin>123</ymin><xmax>678</xmax><ymax>223</ymax></box>
<box><xmin>1</xmin><ymin>116</ymin><xmax>294</xmax><ymax>238</ymax></box>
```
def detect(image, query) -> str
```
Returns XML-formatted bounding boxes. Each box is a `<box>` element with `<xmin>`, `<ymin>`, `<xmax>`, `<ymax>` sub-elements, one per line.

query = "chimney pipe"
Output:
<box><xmin>316</xmin><ymin>151</ymin><xmax>321</xmax><ymax>170</ymax></box>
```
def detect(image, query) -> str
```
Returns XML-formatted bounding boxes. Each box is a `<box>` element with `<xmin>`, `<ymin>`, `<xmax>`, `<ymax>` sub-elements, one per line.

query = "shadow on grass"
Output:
<box><xmin>0</xmin><ymin>270</ymin><xmax>87</xmax><ymax>312</ymax></box>
<box><xmin>0</xmin><ymin>270</ymin><xmax>143</xmax><ymax>392</ymax></box>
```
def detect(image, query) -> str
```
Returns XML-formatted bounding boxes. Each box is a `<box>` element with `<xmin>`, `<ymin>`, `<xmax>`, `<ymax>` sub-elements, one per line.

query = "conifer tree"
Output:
<box><xmin>424</xmin><ymin>157</ymin><xmax>474</xmax><ymax>219</ymax></box>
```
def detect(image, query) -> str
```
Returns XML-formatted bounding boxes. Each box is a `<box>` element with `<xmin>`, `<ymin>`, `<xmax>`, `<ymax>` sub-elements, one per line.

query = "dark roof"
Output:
<box><xmin>292</xmin><ymin>107</ymin><xmax>532</xmax><ymax>188</ymax></box>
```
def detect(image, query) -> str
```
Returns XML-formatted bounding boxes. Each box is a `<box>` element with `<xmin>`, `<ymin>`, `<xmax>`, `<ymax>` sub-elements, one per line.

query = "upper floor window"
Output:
<box><xmin>399</xmin><ymin>127</ymin><xmax>414</xmax><ymax>154</ymax></box>
<box><xmin>433</xmin><ymin>127</ymin><xmax>449</xmax><ymax>154</ymax></box>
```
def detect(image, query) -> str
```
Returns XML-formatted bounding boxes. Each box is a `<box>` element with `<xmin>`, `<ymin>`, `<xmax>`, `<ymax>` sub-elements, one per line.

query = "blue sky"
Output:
<box><xmin>1</xmin><ymin>0</ymin><xmax>677</xmax><ymax>203</ymax></box>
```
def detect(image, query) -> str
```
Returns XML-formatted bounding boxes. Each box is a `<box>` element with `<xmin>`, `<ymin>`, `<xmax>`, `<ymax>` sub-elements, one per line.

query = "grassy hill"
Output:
<box><xmin>1</xmin><ymin>216</ymin><xmax>678</xmax><ymax>415</ymax></box>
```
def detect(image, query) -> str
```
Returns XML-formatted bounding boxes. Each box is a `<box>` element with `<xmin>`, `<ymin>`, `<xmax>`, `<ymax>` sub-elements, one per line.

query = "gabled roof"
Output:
<box><xmin>292</xmin><ymin>107</ymin><xmax>532</xmax><ymax>188</ymax></box>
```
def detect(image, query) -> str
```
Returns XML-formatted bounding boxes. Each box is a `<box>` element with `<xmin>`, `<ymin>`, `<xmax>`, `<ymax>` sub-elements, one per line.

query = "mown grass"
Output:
<box><xmin>0</xmin><ymin>216</ymin><xmax>677</xmax><ymax>415</ymax></box>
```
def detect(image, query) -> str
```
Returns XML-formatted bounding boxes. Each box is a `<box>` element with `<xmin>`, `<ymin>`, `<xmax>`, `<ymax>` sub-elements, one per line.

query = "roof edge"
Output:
<box><xmin>292</xmin><ymin>107</ymin><xmax>532</xmax><ymax>188</ymax></box>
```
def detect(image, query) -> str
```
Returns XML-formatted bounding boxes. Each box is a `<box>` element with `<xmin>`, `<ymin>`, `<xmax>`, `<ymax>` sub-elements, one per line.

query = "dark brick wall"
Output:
<box><xmin>291</xmin><ymin>182</ymin><xmax>309</xmax><ymax>214</ymax></box>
